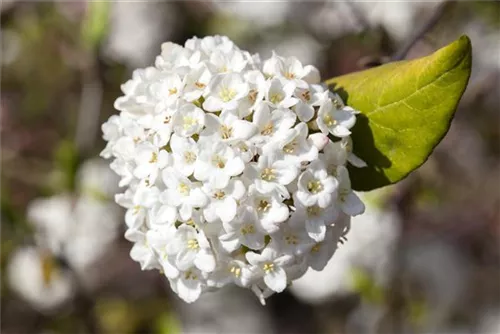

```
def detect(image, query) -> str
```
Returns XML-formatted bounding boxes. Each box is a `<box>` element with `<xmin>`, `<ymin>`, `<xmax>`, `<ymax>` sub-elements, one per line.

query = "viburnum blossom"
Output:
<box><xmin>101</xmin><ymin>35</ymin><xmax>366</xmax><ymax>304</ymax></box>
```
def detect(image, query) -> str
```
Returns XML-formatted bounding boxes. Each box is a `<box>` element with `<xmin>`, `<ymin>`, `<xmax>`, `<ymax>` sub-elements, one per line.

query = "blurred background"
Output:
<box><xmin>1</xmin><ymin>1</ymin><xmax>499</xmax><ymax>333</ymax></box>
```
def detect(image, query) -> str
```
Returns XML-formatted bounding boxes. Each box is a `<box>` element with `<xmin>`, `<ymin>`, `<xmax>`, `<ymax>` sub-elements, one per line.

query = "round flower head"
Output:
<box><xmin>101</xmin><ymin>35</ymin><xmax>366</xmax><ymax>304</ymax></box>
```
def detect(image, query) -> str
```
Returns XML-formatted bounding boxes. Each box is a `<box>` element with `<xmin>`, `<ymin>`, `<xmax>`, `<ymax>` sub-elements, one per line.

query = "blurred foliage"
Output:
<box><xmin>52</xmin><ymin>139</ymin><xmax>80</xmax><ymax>192</ymax></box>
<box><xmin>350</xmin><ymin>268</ymin><xmax>385</xmax><ymax>304</ymax></box>
<box><xmin>81</xmin><ymin>1</ymin><xmax>109</xmax><ymax>51</ymax></box>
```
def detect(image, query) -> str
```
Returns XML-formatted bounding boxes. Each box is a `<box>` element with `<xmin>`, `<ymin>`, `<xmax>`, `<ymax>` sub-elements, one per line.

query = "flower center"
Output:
<box><xmin>263</xmin><ymin>262</ymin><xmax>274</xmax><ymax>273</ymax></box>
<box><xmin>248</xmin><ymin>89</ymin><xmax>258</xmax><ymax>102</ymax></box>
<box><xmin>195</xmin><ymin>81</ymin><xmax>206</xmax><ymax>89</ymax></box>
<box><xmin>323</xmin><ymin>114</ymin><xmax>337</xmax><ymax>127</ymax></box>
<box><xmin>332</xmin><ymin>98</ymin><xmax>342</xmax><ymax>108</ymax></box>
<box><xmin>283</xmin><ymin>141</ymin><xmax>297</xmax><ymax>154</ymax></box>
<box><xmin>219</xmin><ymin>87</ymin><xmax>236</xmax><ymax>102</ymax></box>
<box><xmin>269</xmin><ymin>93</ymin><xmax>283</xmax><ymax>104</ymax></box>
<box><xmin>178</xmin><ymin>183</ymin><xmax>190</xmax><ymax>195</ymax></box>
<box><xmin>184</xmin><ymin>151</ymin><xmax>197</xmax><ymax>164</ymax></box>
<box><xmin>257</xmin><ymin>199</ymin><xmax>271</xmax><ymax>212</ymax></box>
<box><xmin>184</xmin><ymin>270</ymin><xmax>198</xmax><ymax>280</ymax></box>
<box><xmin>261</xmin><ymin>123</ymin><xmax>274</xmax><ymax>135</ymax></box>
<box><xmin>212</xmin><ymin>155</ymin><xmax>226</xmax><ymax>169</ymax></box>
<box><xmin>240</xmin><ymin>224</ymin><xmax>255</xmax><ymax>235</ymax></box>
<box><xmin>229</xmin><ymin>266</ymin><xmax>241</xmax><ymax>278</ymax></box>
<box><xmin>261</xmin><ymin>168</ymin><xmax>276</xmax><ymax>181</ymax></box>
<box><xmin>311</xmin><ymin>243</ymin><xmax>321</xmax><ymax>253</ymax></box>
<box><xmin>213</xmin><ymin>190</ymin><xmax>226</xmax><ymax>200</ymax></box>
<box><xmin>187</xmin><ymin>239</ymin><xmax>199</xmax><ymax>250</ymax></box>
<box><xmin>183</xmin><ymin>116</ymin><xmax>198</xmax><ymax>129</ymax></box>
<box><xmin>284</xmin><ymin>71</ymin><xmax>296</xmax><ymax>79</ymax></box>
<box><xmin>220</xmin><ymin>125</ymin><xmax>233</xmax><ymax>139</ymax></box>
<box><xmin>301</xmin><ymin>90</ymin><xmax>311</xmax><ymax>101</ymax></box>
<box><xmin>285</xmin><ymin>234</ymin><xmax>299</xmax><ymax>245</ymax></box>
<box><xmin>307</xmin><ymin>180</ymin><xmax>323</xmax><ymax>194</ymax></box>
<box><xmin>168</xmin><ymin>87</ymin><xmax>178</xmax><ymax>96</ymax></box>
<box><xmin>149</xmin><ymin>152</ymin><xmax>158</xmax><ymax>163</ymax></box>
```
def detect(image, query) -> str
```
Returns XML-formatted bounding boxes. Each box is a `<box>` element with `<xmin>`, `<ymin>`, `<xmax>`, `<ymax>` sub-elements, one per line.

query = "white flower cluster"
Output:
<box><xmin>102</xmin><ymin>35</ymin><xmax>366</xmax><ymax>304</ymax></box>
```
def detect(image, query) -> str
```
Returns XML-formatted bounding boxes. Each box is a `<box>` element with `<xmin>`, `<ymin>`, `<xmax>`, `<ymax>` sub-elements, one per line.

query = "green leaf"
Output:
<box><xmin>325</xmin><ymin>36</ymin><xmax>472</xmax><ymax>191</ymax></box>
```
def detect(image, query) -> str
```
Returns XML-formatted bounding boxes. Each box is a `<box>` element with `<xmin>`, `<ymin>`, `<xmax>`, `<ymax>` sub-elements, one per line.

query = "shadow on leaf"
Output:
<box><xmin>332</xmin><ymin>86</ymin><xmax>392</xmax><ymax>191</ymax></box>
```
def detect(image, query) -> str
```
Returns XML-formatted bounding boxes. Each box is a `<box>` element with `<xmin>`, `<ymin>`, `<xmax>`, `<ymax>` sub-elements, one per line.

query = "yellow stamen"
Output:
<box><xmin>187</xmin><ymin>239</ymin><xmax>199</xmax><ymax>250</ymax></box>
<box><xmin>263</xmin><ymin>262</ymin><xmax>274</xmax><ymax>273</ymax></box>
<box><xmin>219</xmin><ymin>87</ymin><xmax>236</xmax><ymax>102</ymax></box>
<box><xmin>323</xmin><ymin>114</ymin><xmax>337</xmax><ymax>127</ymax></box>
<box><xmin>183</xmin><ymin>116</ymin><xmax>198</xmax><ymax>130</ymax></box>
<box><xmin>220</xmin><ymin>125</ymin><xmax>233</xmax><ymax>139</ymax></box>
<box><xmin>240</xmin><ymin>224</ymin><xmax>255</xmax><ymax>235</ymax></box>
<box><xmin>184</xmin><ymin>151</ymin><xmax>197</xmax><ymax>164</ymax></box>
<box><xmin>257</xmin><ymin>199</ymin><xmax>271</xmax><ymax>212</ymax></box>
<box><xmin>195</xmin><ymin>82</ymin><xmax>206</xmax><ymax>89</ymax></box>
<box><xmin>307</xmin><ymin>180</ymin><xmax>323</xmax><ymax>194</ymax></box>
<box><xmin>261</xmin><ymin>168</ymin><xmax>276</xmax><ymax>181</ymax></box>
<box><xmin>212</xmin><ymin>155</ymin><xmax>226</xmax><ymax>169</ymax></box>
<box><xmin>269</xmin><ymin>93</ymin><xmax>283</xmax><ymax>104</ymax></box>
<box><xmin>261</xmin><ymin>123</ymin><xmax>274</xmax><ymax>136</ymax></box>
<box><xmin>178</xmin><ymin>183</ymin><xmax>190</xmax><ymax>195</ymax></box>
<box><xmin>213</xmin><ymin>190</ymin><xmax>226</xmax><ymax>200</ymax></box>
<box><xmin>230</xmin><ymin>266</ymin><xmax>241</xmax><ymax>278</ymax></box>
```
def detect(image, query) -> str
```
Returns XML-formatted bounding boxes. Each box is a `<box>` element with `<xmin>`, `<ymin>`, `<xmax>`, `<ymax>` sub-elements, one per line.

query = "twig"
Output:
<box><xmin>75</xmin><ymin>62</ymin><xmax>103</xmax><ymax>155</ymax></box>
<box><xmin>392</xmin><ymin>1</ymin><xmax>454</xmax><ymax>61</ymax></box>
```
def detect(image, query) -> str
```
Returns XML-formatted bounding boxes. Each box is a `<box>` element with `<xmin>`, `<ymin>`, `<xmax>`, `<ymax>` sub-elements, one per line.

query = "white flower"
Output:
<box><xmin>335</xmin><ymin>166</ymin><xmax>365</xmax><ymax>216</ymax></box>
<box><xmin>203</xmin><ymin>178</ymin><xmax>245</xmax><ymax>223</ymax></box>
<box><xmin>270</xmin><ymin>122</ymin><xmax>318</xmax><ymax>165</ymax></box>
<box><xmin>170</xmin><ymin>134</ymin><xmax>198</xmax><ymax>177</ymax></box>
<box><xmin>251</xmin><ymin>103</ymin><xmax>296</xmax><ymax>147</ymax></box>
<box><xmin>149</xmin><ymin>73</ymin><xmax>184</xmax><ymax>106</ymax></box>
<box><xmin>125</xmin><ymin>228</ymin><xmax>160</xmax><ymax>270</ymax></box>
<box><xmin>291</xmin><ymin>197</ymin><xmax>339</xmax><ymax>242</ymax></box>
<box><xmin>317</xmin><ymin>99</ymin><xmax>357</xmax><ymax>137</ymax></box>
<box><xmin>295</xmin><ymin>160</ymin><xmax>338</xmax><ymax>208</ymax></box>
<box><xmin>203</xmin><ymin>73</ymin><xmax>249</xmax><ymax>112</ymax></box>
<box><xmin>133</xmin><ymin>142</ymin><xmax>170</xmax><ymax>183</ymax></box>
<box><xmin>263</xmin><ymin>53</ymin><xmax>320</xmax><ymax>88</ymax></box>
<box><xmin>246</xmin><ymin>243</ymin><xmax>293</xmax><ymax>293</ymax></box>
<box><xmin>172</xmin><ymin>103</ymin><xmax>206</xmax><ymax>137</ymax></box>
<box><xmin>101</xmin><ymin>35</ymin><xmax>366</xmax><ymax>304</ymax></box>
<box><xmin>264</xmin><ymin>77</ymin><xmax>298</xmax><ymax>109</ymax></box>
<box><xmin>244</xmin><ymin>155</ymin><xmax>298</xmax><ymax>198</ymax></box>
<box><xmin>208</xmin><ymin>258</ymin><xmax>255</xmax><ymax>288</ymax></box>
<box><xmin>293</xmin><ymin>84</ymin><xmax>325</xmax><ymax>122</ymax></box>
<box><xmin>208</xmin><ymin>49</ymin><xmax>248</xmax><ymax>73</ymax></box>
<box><xmin>220</xmin><ymin>206</ymin><xmax>267</xmax><ymax>251</ymax></box>
<box><xmin>7</xmin><ymin>247</ymin><xmax>74</xmax><ymax>311</ymax></box>
<box><xmin>203</xmin><ymin>111</ymin><xmax>257</xmax><ymax>143</ymax></box>
<box><xmin>246</xmin><ymin>186</ymin><xmax>289</xmax><ymax>234</ymax></box>
<box><xmin>166</xmin><ymin>225</ymin><xmax>216</xmax><ymax>273</ymax></box>
<box><xmin>172</xmin><ymin>267</ymin><xmax>206</xmax><ymax>303</ymax></box>
<box><xmin>143</xmin><ymin>109</ymin><xmax>175</xmax><ymax>147</ymax></box>
<box><xmin>324</xmin><ymin>137</ymin><xmax>367</xmax><ymax>168</ymax></box>
<box><xmin>161</xmin><ymin>169</ymin><xmax>208</xmax><ymax>221</ymax></box>
<box><xmin>183</xmin><ymin>64</ymin><xmax>212</xmax><ymax>102</ymax></box>
<box><xmin>194</xmin><ymin>141</ymin><xmax>245</xmax><ymax>189</ymax></box>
